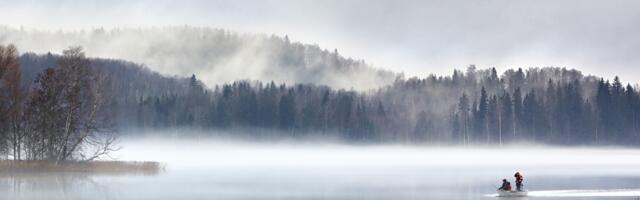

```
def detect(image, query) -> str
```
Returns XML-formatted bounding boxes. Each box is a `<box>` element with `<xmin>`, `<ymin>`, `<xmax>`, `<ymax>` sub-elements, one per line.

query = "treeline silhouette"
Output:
<box><xmin>17</xmin><ymin>52</ymin><xmax>640</xmax><ymax>145</ymax></box>
<box><xmin>453</xmin><ymin>76</ymin><xmax>638</xmax><ymax>145</ymax></box>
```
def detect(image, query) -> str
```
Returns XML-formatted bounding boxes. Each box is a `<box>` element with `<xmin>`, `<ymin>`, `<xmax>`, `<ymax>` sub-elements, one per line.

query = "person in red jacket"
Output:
<box><xmin>514</xmin><ymin>172</ymin><xmax>524</xmax><ymax>191</ymax></box>
<box><xmin>498</xmin><ymin>179</ymin><xmax>512</xmax><ymax>191</ymax></box>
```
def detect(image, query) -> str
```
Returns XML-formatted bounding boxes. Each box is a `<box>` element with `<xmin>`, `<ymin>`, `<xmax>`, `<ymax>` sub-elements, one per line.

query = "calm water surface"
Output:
<box><xmin>2</xmin><ymin>137</ymin><xmax>640</xmax><ymax>200</ymax></box>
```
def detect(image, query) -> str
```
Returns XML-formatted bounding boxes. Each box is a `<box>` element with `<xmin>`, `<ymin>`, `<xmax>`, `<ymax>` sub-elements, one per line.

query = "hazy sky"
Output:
<box><xmin>1</xmin><ymin>0</ymin><xmax>639</xmax><ymax>84</ymax></box>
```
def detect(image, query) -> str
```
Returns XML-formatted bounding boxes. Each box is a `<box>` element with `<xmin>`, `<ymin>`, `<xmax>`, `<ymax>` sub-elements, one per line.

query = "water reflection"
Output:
<box><xmin>1</xmin><ymin>173</ymin><xmax>107</xmax><ymax>199</ymax></box>
<box><xmin>3</xmin><ymin>165</ymin><xmax>640</xmax><ymax>200</ymax></box>
<box><xmin>0</xmin><ymin>163</ymin><xmax>161</xmax><ymax>200</ymax></box>
<box><xmin>3</xmin><ymin>139</ymin><xmax>640</xmax><ymax>200</ymax></box>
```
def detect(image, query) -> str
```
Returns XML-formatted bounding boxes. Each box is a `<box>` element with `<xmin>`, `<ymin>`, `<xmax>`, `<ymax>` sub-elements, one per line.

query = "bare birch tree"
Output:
<box><xmin>24</xmin><ymin>46</ymin><xmax>117</xmax><ymax>161</ymax></box>
<box><xmin>0</xmin><ymin>44</ymin><xmax>23</xmax><ymax>160</ymax></box>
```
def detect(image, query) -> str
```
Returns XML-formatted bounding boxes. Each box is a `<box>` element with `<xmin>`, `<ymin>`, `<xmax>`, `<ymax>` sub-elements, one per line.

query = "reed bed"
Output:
<box><xmin>0</xmin><ymin>160</ymin><xmax>163</xmax><ymax>175</ymax></box>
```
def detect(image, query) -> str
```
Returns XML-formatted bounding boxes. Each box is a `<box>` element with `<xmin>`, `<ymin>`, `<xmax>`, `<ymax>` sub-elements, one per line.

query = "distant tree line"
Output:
<box><xmin>0</xmin><ymin>45</ymin><xmax>115</xmax><ymax>161</ymax></box>
<box><xmin>131</xmin><ymin>68</ymin><xmax>640</xmax><ymax>145</ymax></box>
<box><xmin>135</xmin><ymin>80</ymin><xmax>382</xmax><ymax>140</ymax></box>
<box><xmin>453</xmin><ymin>77</ymin><xmax>640</xmax><ymax>145</ymax></box>
<box><xmin>15</xmin><ymin>50</ymin><xmax>640</xmax><ymax>145</ymax></box>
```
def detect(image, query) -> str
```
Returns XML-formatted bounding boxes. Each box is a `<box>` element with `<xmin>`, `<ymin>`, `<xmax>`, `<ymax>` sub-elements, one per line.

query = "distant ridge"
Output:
<box><xmin>0</xmin><ymin>26</ymin><xmax>401</xmax><ymax>90</ymax></box>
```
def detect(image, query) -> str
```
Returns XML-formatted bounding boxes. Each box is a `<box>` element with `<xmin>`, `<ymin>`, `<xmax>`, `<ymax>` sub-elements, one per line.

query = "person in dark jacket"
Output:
<box><xmin>514</xmin><ymin>172</ymin><xmax>524</xmax><ymax>191</ymax></box>
<box><xmin>498</xmin><ymin>179</ymin><xmax>512</xmax><ymax>191</ymax></box>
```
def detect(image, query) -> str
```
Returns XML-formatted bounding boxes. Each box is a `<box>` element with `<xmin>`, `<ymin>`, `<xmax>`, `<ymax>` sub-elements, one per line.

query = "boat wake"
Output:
<box><xmin>529</xmin><ymin>189</ymin><xmax>640</xmax><ymax>197</ymax></box>
<box><xmin>486</xmin><ymin>189</ymin><xmax>640</xmax><ymax>197</ymax></box>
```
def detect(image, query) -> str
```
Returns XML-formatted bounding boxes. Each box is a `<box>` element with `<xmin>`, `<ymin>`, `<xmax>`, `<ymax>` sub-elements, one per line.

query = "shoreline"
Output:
<box><xmin>0</xmin><ymin>160</ymin><xmax>163</xmax><ymax>175</ymax></box>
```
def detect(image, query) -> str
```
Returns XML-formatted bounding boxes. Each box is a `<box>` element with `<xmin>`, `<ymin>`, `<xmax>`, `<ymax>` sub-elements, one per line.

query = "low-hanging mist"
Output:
<box><xmin>117</xmin><ymin>132</ymin><xmax>640</xmax><ymax>199</ymax></box>
<box><xmin>7</xmin><ymin>132</ymin><xmax>640</xmax><ymax>200</ymax></box>
<box><xmin>114</xmin><ymin>132</ymin><xmax>640</xmax><ymax>174</ymax></box>
<box><xmin>0</xmin><ymin>26</ymin><xmax>400</xmax><ymax>90</ymax></box>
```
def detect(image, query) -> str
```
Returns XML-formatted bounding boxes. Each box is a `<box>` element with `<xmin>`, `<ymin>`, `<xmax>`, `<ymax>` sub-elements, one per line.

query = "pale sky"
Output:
<box><xmin>0</xmin><ymin>0</ymin><xmax>639</xmax><ymax>84</ymax></box>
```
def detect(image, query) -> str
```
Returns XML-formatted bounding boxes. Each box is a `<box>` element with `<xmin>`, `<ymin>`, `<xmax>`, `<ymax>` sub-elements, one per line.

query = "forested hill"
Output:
<box><xmin>1</xmin><ymin>26</ymin><xmax>400</xmax><ymax>90</ymax></box>
<box><xmin>18</xmin><ymin>52</ymin><xmax>640</xmax><ymax>145</ymax></box>
<box><xmin>19</xmin><ymin>52</ymin><xmax>196</xmax><ymax>127</ymax></box>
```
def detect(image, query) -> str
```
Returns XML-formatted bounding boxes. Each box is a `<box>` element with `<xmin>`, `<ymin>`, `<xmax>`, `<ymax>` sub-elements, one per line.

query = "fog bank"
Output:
<box><xmin>114</xmin><ymin>135</ymin><xmax>640</xmax><ymax>176</ymax></box>
<box><xmin>0</xmin><ymin>26</ymin><xmax>399</xmax><ymax>90</ymax></box>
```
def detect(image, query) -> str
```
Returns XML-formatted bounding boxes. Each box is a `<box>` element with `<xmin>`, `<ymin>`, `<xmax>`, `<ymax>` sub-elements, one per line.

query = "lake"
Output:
<box><xmin>2</xmin><ymin>136</ymin><xmax>640</xmax><ymax>200</ymax></box>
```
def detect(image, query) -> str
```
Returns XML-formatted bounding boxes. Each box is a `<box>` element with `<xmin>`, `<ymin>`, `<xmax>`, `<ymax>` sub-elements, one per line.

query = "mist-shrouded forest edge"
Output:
<box><xmin>0</xmin><ymin>26</ymin><xmax>400</xmax><ymax>90</ymax></box>
<box><xmin>1</xmin><ymin>26</ymin><xmax>639</xmax><ymax>151</ymax></box>
<box><xmin>10</xmin><ymin>47</ymin><xmax>640</xmax><ymax>146</ymax></box>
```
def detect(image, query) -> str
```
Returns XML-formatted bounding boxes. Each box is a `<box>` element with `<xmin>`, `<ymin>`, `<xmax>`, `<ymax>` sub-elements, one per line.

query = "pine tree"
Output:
<box><xmin>611</xmin><ymin>77</ymin><xmax>624</xmax><ymax>140</ymax></box>
<box><xmin>500</xmin><ymin>91</ymin><xmax>513</xmax><ymax>143</ymax></box>
<box><xmin>475</xmin><ymin>87</ymin><xmax>489</xmax><ymax>142</ymax></box>
<box><xmin>452</xmin><ymin>114</ymin><xmax>462</xmax><ymax>144</ymax></box>
<box><xmin>596</xmin><ymin>79</ymin><xmax>611</xmax><ymax>143</ymax></box>
<box><xmin>414</xmin><ymin>111</ymin><xmax>430</xmax><ymax>142</ymax></box>
<box><xmin>564</xmin><ymin>81</ymin><xmax>584</xmax><ymax>143</ymax></box>
<box><xmin>278</xmin><ymin>89</ymin><xmax>297</xmax><ymax>132</ymax></box>
<box><xmin>624</xmin><ymin>84</ymin><xmax>638</xmax><ymax>142</ymax></box>
<box><xmin>522</xmin><ymin>90</ymin><xmax>538</xmax><ymax>140</ymax></box>
<box><xmin>513</xmin><ymin>87</ymin><xmax>523</xmax><ymax>140</ymax></box>
<box><xmin>487</xmin><ymin>95</ymin><xmax>499</xmax><ymax>144</ymax></box>
<box><xmin>544</xmin><ymin>80</ymin><xmax>557</xmax><ymax>142</ymax></box>
<box><xmin>457</xmin><ymin>93</ymin><xmax>470</xmax><ymax>144</ymax></box>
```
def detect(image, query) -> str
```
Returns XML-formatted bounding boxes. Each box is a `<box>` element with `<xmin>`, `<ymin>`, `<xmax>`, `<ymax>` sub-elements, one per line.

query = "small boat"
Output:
<box><xmin>497</xmin><ymin>190</ymin><xmax>528</xmax><ymax>197</ymax></box>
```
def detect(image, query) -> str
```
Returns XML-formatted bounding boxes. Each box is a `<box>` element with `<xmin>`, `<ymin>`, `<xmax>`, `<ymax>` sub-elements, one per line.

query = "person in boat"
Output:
<box><xmin>498</xmin><ymin>179</ymin><xmax>512</xmax><ymax>191</ymax></box>
<box><xmin>514</xmin><ymin>172</ymin><xmax>524</xmax><ymax>191</ymax></box>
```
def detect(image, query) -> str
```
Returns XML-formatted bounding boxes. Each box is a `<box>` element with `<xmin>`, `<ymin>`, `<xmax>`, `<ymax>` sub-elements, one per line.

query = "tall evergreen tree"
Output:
<box><xmin>499</xmin><ymin>91</ymin><xmax>513</xmax><ymax>143</ymax></box>
<box><xmin>596</xmin><ymin>79</ymin><xmax>611</xmax><ymax>143</ymax></box>
<box><xmin>457</xmin><ymin>93</ymin><xmax>471</xmax><ymax>144</ymax></box>
<box><xmin>512</xmin><ymin>87</ymin><xmax>523</xmax><ymax>140</ymax></box>
<box><xmin>278</xmin><ymin>89</ymin><xmax>297</xmax><ymax>132</ymax></box>
<box><xmin>522</xmin><ymin>90</ymin><xmax>541</xmax><ymax>140</ymax></box>
<box><xmin>487</xmin><ymin>95</ymin><xmax>499</xmax><ymax>143</ymax></box>
<box><xmin>624</xmin><ymin>84</ymin><xmax>638</xmax><ymax>142</ymax></box>
<box><xmin>474</xmin><ymin>87</ymin><xmax>489</xmax><ymax>142</ymax></box>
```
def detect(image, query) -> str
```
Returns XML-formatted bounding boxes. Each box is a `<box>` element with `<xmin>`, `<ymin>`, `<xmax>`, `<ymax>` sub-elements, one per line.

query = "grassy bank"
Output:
<box><xmin>0</xmin><ymin>160</ymin><xmax>163</xmax><ymax>175</ymax></box>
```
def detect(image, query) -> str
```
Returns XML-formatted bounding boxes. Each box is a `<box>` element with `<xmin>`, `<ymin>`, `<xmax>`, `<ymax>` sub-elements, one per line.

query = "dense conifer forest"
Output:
<box><xmin>13</xmin><ymin>50</ymin><xmax>640</xmax><ymax>145</ymax></box>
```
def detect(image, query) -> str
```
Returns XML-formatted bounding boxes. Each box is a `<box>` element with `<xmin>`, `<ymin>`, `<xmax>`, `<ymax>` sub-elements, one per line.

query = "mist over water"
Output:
<box><xmin>3</xmin><ymin>131</ymin><xmax>640</xmax><ymax>200</ymax></box>
<box><xmin>1</xmin><ymin>1</ymin><xmax>638</xmax><ymax>199</ymax></box>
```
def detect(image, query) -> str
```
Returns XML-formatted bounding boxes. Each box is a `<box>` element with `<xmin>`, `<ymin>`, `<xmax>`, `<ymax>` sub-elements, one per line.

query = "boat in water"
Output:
<box><xmin>497</xmin><ymin>190</ymin><xmax>528</xmax><ymax>197</ymax></box>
